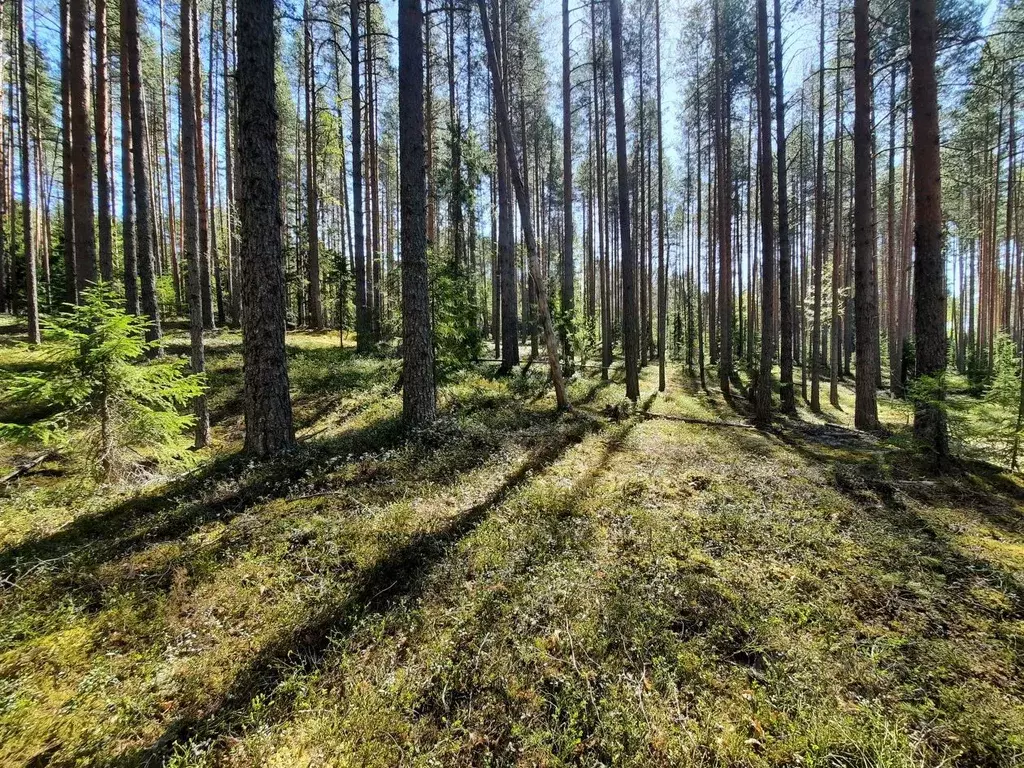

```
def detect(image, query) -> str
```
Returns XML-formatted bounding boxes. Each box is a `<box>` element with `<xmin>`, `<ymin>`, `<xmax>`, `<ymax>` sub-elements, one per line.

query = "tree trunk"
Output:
<box><xmin>561</xmin><ymin>0</ymin><xmax>574</xmax><ymax>373</ymax></box>
<box><xmin>94</xmin><ymin>0</ymin><xmax>113</xmax><ymax>282</ymax></box>
<box><xmin>68</xmin><ymin>0</ymin><xmax>95</xmax><ymax>292</ymax></box>
<box><xmin>119</xmin><ymin>38</ymin><xmax>138</xmax><ymax>315</ymax></box>
<box><xmin>181</xmin><ymin>0</ymin><xmax>210</xmax><ymax>447</ymax></box>
<box><xmin>477</xmin><ymin>0</ymin><xmax>568</xmax><ymax>409</ymax></box>
<box><xmin>124</xmin><ymin>0</ymin><xmax>162</xmax><ymax>348</ymax></box>
<box><xmin>773</xmin><ymin>0</ymin><xmax>794</xmax><ymax>413</ymax></box>
<box><xmin>237</xmin><ymin>0</ymin><xmax>295</xmax><ymax>456</ymax></box>
<box><xmin>655</xmin><ymin>0</ymin><xmax>666</xmax><ymax>392</ymax></box>
<box><xmin>17</xmin><ymin>0</ymin><xmax>37</xmax><ymax>342</ymax></box>
<box><xmin>609</xmin><ymin>0</ymin><xmax>639</xmax><ymax>402</ymax></box>
<box><xmin>853</xmin><ymin>0</ymin><xmax>879</xmax><ymax>429</ymax></box>
<box><xmin>304</xmin><ymin>5</ymin><xmax>324</xmax><ymax>329</ymax></box>
<box><xmin>399</xmin><ymin>0</ymin><xmax>436</xmax><ymax>426</ymax></box>
<box><xmin>754</xmin><ymin>0</ymin><xmax>774</xmax><ymax>424</ymax></box>
<box><xmin>910</xmin><ymin>0</ymin><xmax>947</xmax><ymax>455</ymax></box>
<box><xmin>351</xmin><ymin>0</ymin><xmax>370</xmax><ymax>351</ymax></box>
<box><xmin>810</xmin><ymin>0</ymin><xmax>825</xmax><ymax>412</ymax></box>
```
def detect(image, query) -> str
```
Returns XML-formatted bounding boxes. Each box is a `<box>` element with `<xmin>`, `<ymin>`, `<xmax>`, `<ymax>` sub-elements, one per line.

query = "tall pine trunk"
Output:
<box><xmin>754</xmin><ymin>0</ymin><xmax>774</xmax><ymax>423</ymax></box>
<box><xmin>68</xmin><ymin>0</ymin><xmax>95</xmax><ymax>292</ymax></box>
<box><xmin>609</xmin><ymin>0</ymin><xmax>639</xmax><ymax>402</ymax></box>
<box><xmin>910</xmin><ymin>0</ymin><xmax>947</xmax><ymax>455</ymax></box>
<box><xmin>17</xmin><ymin>0</ymin><xmax>37</xmax><ymax>342</ymax></box>
<box><xmin>774</xmin><ymin>0</ymin><xmax>794</xmax><ymax>413</ymax></box>
<box><xmin>237</xmin><ymin>0</ymin><xmax>295</xmax><ymax>456</ymax></box>
<box><xmin>181</xmin><ymin>0</ymin><xmax>210</xmax><ymax>447</ymax></box>
<box><xmin>398</xmin><ymin>0</ymin><xmax>436</xmax><ymax>426</ymax></box>
<box><xmin>853</xmin><ymin>0</ymin><xmax>879</xmax><ymax>429</ymax></box>
<box><xmin>124</xmin><ymin>0</ymin><xmax>162</xmax><ymax>347</ymax></box>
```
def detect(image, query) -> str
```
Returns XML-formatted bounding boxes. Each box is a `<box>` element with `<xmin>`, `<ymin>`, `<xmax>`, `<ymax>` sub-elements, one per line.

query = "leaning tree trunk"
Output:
<box><xmin>237</xmin><ymin>0</ymin><xmax>295</xmax><ymax>456</ymax></box>
<box><xmin>609</xmin><ymin>0</ymin><xmax>639</xmax><ymax>402</ymax></box>
<box><xmin>181</xmin><ymin>0</ymin><xmax>210</xmax><ymax>448</ymax></box>
<box><xmin>853</xmin><ymin>0</ymin><xmax>879</xmax><ymax>430</ymax></box>
<box><xmin>477</xmin><ymin>0</ymin><xmax>568</xmax><ymax>410</ymax></box>
<box><xmin>909</xmin><ymin>0</ymin><xmax>947</xmax><ymax>455</ymax></box>
<box><xmin>398</xmin><ymin>0</ymin><xmax>436</xmax><ymax>426</ymax></box>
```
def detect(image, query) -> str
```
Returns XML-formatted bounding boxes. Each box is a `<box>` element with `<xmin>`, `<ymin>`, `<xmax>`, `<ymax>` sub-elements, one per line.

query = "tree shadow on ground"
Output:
<box><xmin>100</xmin><ymin>411</ymin><xmax>606</xmax><ymax>767</ymax></box>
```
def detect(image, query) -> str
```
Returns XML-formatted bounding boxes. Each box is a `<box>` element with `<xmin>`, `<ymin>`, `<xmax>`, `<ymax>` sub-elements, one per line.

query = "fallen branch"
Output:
<box><xmin>0</xmin><ymin>452</ymin><xmax>53</xmax><ymax>485</ymax></box>
<box><xmin>639</xmin><ymin>412</ymin><xmax>755</xmax><ymax>430</ymax></box>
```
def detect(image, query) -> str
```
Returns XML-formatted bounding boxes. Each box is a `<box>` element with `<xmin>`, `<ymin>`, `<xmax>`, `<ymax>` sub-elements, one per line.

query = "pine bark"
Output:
<box><xmin>773</xmin><ymin>0</ymin><xmax>794</xmax><ymax>413</ymax></box>
<box><xmin>237</xmin><ymin>0</ymin><xmax>295</xmax><ymax>455</ymax></box>
<box><xmin>399</xmin><ymin>0</ymin><xmax>436</xmax><ymax>426</ymax></box>
<box><xmin>304</xmin><ymin>6</ymin><xmax>324</xmax><ymax>329</ymax></box>
<box><xmin>94</xmin><ymin>0</ymin><xmax>113</xmax><ymax>282</ymax></box>
<box><xmin>119</xmin><ymin>24</ymin><xmax>138</xmax><ymax>315</ymax></box>
<box><xmin>853</xmin><ymin>0</ymin><xmax>879</xmax><ymax>429</ymax></box>
<box><xmin>351</xmin><ymin>0</ymin><xmax>370</xmax><ymax>350</ymax></box>
<box><xmin>68</xmin><ymin>0</ymin><xmax>95</xmax><ymax>292</ymax></box>
<box><xmin>561</xmin><ymin>0</ymin><xmax>574</xmax><ymax>372</ymax></box>
<box><xmin>17</xmin><ymin>0</ymin><xmax>37</xmax><ymax>342</ymax></box>
<box><xmin>124</xmin><ymin>0</ymin><xmax>162</xmax><ymax>347</ymax></box>
<box><xmin>609</xmin><ymin>0</ymin><xmax>639</xmax><ymax>402</ymax></box>
<box><xmin>754</xmin><ymin>0</ymin><xmax>774</xmax><ymax>423</ymax></box>
<box><xmin>181</xmin><ymin>0</ymin><xmax>210</xmax><ymax>447</ymax></box>
<box><xmin>910</xmin><ymin>0</ymin><xmax>947</xmax><ymax>455</ymax></box>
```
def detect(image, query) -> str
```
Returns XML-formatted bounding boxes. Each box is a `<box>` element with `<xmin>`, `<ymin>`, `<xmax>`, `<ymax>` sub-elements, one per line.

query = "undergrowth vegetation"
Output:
<box><xmin>0</xmin><ymin>316</ymin><xmax>1023</xmax><ymax>766</ymax></box>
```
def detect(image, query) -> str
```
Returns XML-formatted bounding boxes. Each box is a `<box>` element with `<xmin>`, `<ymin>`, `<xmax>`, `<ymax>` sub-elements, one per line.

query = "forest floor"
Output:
<box><xmin>1</xmin><ymin>315</ymin><xmax>1024</xmax><ymax>767</ymax></box>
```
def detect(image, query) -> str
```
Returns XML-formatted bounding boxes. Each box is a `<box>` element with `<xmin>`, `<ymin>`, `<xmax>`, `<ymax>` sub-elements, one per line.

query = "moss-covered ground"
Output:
<box><xmin>1</xmin><ymin>317</ymin><xmax>1023</xmax><ymax>766</ymax></box>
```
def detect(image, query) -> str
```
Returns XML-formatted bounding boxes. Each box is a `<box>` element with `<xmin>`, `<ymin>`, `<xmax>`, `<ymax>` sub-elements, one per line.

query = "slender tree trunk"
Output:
<box><xmin>477</xmin><ymin>0</ymin><xmax>568</xmax><ymax>409</ymax></box>
<box><xmin>609</xmin><ymin>0</ymin><xmax>639</xmax><ymax>402</ymax></box>
<box><xmin>181</xmin><ymin>0</ymin><xmax>210</xmax><ymax>447</ymax></box>
<box><xmin>830</xmin><ymin>15</ymin><xmax>842</xmax><ymax>408</ymax></box>
<box><xmin>656</xmin><ymin>0</ymin><xmax>666</xmax><ymax>392</ymax></box>
<box><xmin>94</xmin><ymin>0</ymin><xmax>113</xmax><ymax>282</ymax></box>
<box><xmin>17</xmin><ymin>0</ymin><xmax>37</xmax><ymax>342</ymax></box>
<box><xmin>561</xmin><ymin>0</ymin><xmax>574</xmax><ymax>373</ymax></box>
<box><xmin>124</xmin><ymin>0</ymin><xmax>162</xmax><ymax>347</ymax></box>
<box><xmin>810</xmin><ymin>0</ymin><xmax>825</xmax><ymax>412</ymax></box>
<box><xmin>159</xmin><ymin>0</ymin><xmax>182</xmax><ymax>312</ymax></box>
<box><xmin>304</xmin><ymin>6</ymin><xmax>324</xmax><ymax>328</ymax></box>
<box><xmin>773</xmin><ymin>0</ymin><xmax>794</xmax><ymax>413</ymax></box>
<box><xmin>853</xmin><ymin>0</ymin><xmax>879</xmax><ymax>429</ymax></box>
<box><xmin>119</xmin><ymin>25</ymin><xmax>138</xmax><ymax>315</ymax></box>
<box><xmin>754</xmin><ymin>0</ymin><xmax>774</xmax><ymax>423</ymax></box>
<box><xmin>351</xmin><ymin>0</ymin><xmax>369</xmax><ymax>350</ymax></box>
<box><xmin>60</xmin><ymin>0</ymin><xmax>76</xmax><ymax>303</ymax></box>
<box><xmin>910</xmin><ymin>0</ymin><xmax>947</xmax><ymax>455</ymax></box>
<box><xmin>714</xmin><ymin>0</ymin><xmax>732</xmax><ymax>395</ymax></box>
